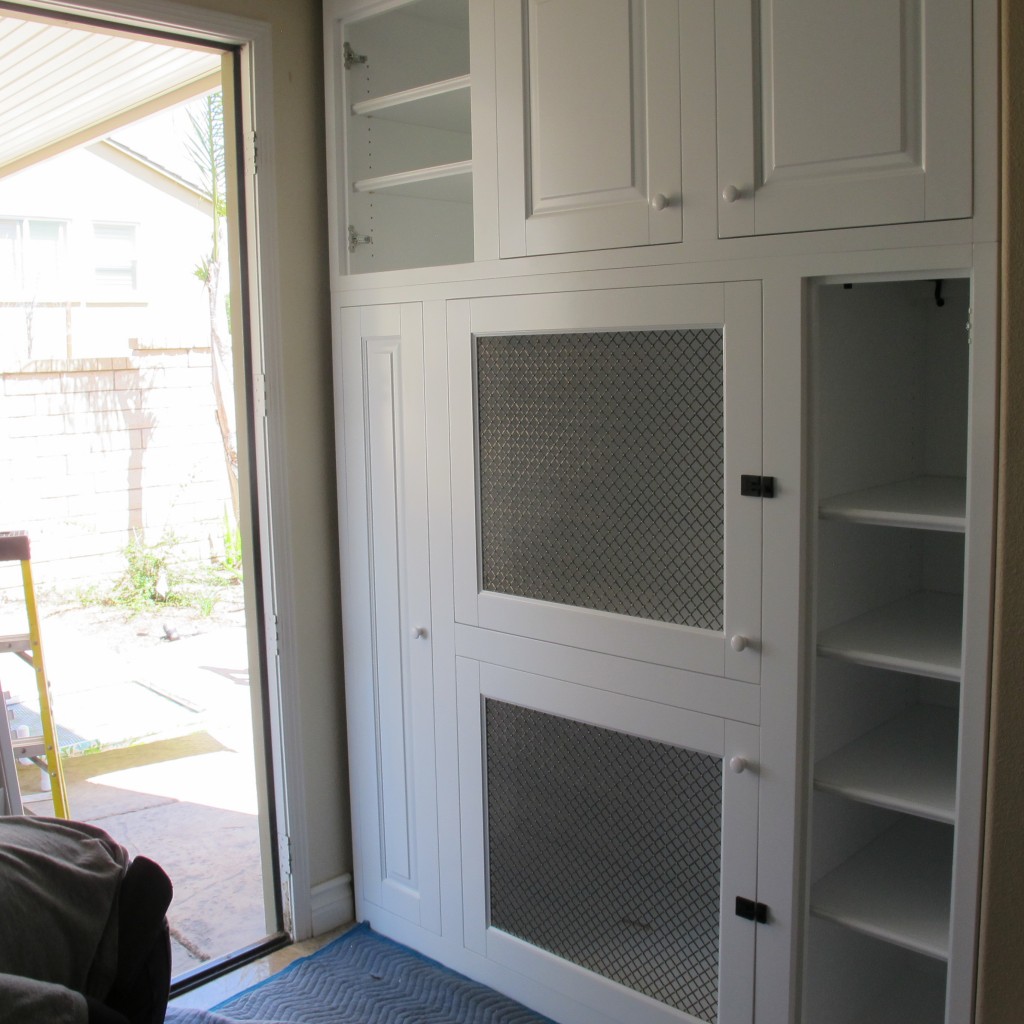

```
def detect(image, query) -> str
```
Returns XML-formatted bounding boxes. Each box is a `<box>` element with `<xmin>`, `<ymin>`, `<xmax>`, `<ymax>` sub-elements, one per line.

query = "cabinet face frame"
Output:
<box><xmin>456</xmin><ymin>657</ymin><xmax>760</xmax><ymax>1024</ymax></box>
<box><xmin>336</xmin><ymin>303</ymin><xmax>442</xmax><ymax>932</ymax></box>
<box><xmin>447</xmin><ymin>282</ymin><xmax>763</xmax><ymax>685</ymax></box>
<box><xmin>715</xmin><ymin>0</ymin><xmax>973</xmax><ymax>238</ymax></box>
<box><xmin>494</xmin><ymin>0</ymin><xmax>683</xmax><ymax>257</ymax></box>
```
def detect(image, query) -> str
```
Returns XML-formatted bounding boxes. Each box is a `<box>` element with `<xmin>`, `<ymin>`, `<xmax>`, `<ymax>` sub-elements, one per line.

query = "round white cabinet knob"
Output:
<box><xmin>651</xmin><ymin>192</ymin><xmax>669</xmax><ymax>211</ymax></box>
<box><xmin>411</xmin><ymin>627</ymin><xmax>428</xmax><ymax>640</ymax></box>
<box><xmin>730</xmin><ymin>756</ymin><xmax>748</xmax><ymax>774</ymax></box>
<box><xmin>721</xmin><ymin>184</ymin><xmax>741</xmax><ymax>203</ymax></box>
<box><xmin>730</xmin><ymin>634</ymin><xmax>748</xmax><ymax>652</ymax></box>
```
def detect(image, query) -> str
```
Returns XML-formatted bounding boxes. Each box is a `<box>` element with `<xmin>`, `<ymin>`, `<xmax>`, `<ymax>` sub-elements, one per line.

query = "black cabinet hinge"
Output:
<box><xmin>735</xmin><ymin>896</ymin><xmax>769</xmax><ymax>923</ymax></box>
<box><xmin>740</xmin><ymin>475</ymin><xmax>775</xmax><ymax>498</ymax></box>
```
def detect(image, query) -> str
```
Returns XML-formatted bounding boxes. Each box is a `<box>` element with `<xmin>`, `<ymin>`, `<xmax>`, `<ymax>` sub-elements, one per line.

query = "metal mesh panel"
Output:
<box><xmin>485</xmin><ymin>699</ymin><xmax>722</xmax><ymax>1022</ymax></box>
<box><xmin>476</xmin><ymin>329</ymin><xmax>724</xmax><ymax>631</ymax></box>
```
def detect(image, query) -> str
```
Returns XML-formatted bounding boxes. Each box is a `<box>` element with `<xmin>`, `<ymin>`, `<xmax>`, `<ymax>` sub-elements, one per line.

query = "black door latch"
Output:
<box><xmin>740</xmin><ymin>475</ymin><xmax>775</xmax><ymax>498</ymax></box>
<box><xmin>735</xmin><ymin>896</ymin><xmax>769</xmax><ymax>923</ymax></box>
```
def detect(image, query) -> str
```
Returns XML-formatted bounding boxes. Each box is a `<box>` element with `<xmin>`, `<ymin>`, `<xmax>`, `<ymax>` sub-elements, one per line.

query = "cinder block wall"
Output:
<box><xmin>0</xmin><ymin>347</ymin><xmax>232</xmax><ymax>602</ymax></box>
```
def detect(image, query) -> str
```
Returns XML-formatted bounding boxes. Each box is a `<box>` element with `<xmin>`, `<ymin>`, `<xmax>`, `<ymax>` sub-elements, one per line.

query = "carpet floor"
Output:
<box><xmin>164</xmin><ymin>923</ymin><xmax>555</xmax><ymax>1024</ymax></box>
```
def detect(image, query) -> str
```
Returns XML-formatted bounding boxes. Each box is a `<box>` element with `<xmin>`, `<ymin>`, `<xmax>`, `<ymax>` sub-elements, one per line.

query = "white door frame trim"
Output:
<box><xmin>4</xmin><ymin>0</ymin><xmax>312</xmax><ymax>940</ymax></box>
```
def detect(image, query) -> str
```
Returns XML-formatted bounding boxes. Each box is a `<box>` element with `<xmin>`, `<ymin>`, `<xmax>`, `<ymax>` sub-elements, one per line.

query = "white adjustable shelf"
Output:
<box><xmin>817</xmin><ymin>591</ymin><xmax>963</xmax><ymax>681</ymax></box>
<box><xmin>811</xmin><ymin>816</ymin><xmax>953</xmax><ymax>961</ymax></box>
<box><xmin>819</xmin><ymin>475</ymin><xmax>967</xmax><ymax>532</ymax></box>
<box><xmin>352</xmin><ymin>160</ymin><xmax>473</xmax><ymax>203</ymax></box>
<box><xmin>351</xmin><ymin>74</ymin><xmax>471</xmax><ymax>133</ymax></box>
<box><xmin>815</xmin><ymin>703</ymin><xmax>959</xmax><ymax>823</ymax></box>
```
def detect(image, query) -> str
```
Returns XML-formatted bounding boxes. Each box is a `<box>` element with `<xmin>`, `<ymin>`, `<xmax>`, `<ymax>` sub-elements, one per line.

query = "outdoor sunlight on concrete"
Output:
<box><xmin>87</xmin><ymin>741</ymin><xmax>257</xmax><ymax>816</ymax></box>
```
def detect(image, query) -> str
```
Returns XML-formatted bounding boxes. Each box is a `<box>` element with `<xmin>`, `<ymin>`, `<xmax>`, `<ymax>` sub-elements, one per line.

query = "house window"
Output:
<box><xmin>0</xmin><ymin>217</ymin><xmax>69</xmax><ymax>299</ymax></box>
<box><xmin>0</xmin><ymin>218</ymin><xmax>70</xmax><ymax>363</ymax></box>
<box><xmin>92</xmin><ymin>222</ymin><xmax>138</xmax><ymax>292</ymax></box>
<box><xmin>0</xmin><ymin>220</ymin><xmax>17</xmax><ymax>293</ymax></box>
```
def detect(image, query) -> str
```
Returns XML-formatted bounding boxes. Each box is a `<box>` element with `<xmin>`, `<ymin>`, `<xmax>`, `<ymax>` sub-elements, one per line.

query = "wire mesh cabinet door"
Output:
<box><xmin>336</xmin><ymin>303</ymin><xmax>441</xmax><ymax>933</ymax></box>
<box><xmin>448</xmin><ymin>282</ymin><xmax>763</xmax><ymax>686</ymax></box>
<box><xmin>457</xmin><ymin>659</ymin><xmax>759</xmax><ymax>1024</ymax></box>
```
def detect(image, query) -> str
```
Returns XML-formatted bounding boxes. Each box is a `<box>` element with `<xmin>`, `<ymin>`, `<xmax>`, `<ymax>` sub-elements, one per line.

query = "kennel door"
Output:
<box><xmin>457</xmin><ymin>659</ymin><xmax>759</xmax><ymax>1024</ymax></box>
<box><xmin>449</xmin><ymin>283</ymin><xmax>763</xmax><ymax>686</ymax></box>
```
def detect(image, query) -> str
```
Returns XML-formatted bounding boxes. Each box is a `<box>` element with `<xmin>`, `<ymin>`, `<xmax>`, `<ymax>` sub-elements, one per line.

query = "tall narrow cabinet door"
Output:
<box><xmin>336</xmin><ymin>303</ymin><xmax>441</xmax><ymax>933</ymax></box>
<box><xmin>495</xmin><ymin>0</ymin><xmax>682</xmax><ymax>257</ymax></box>
<box><xmin>716</xmin><ymin>0</ymin><xmax>972</xmax><ymax>236</ymax></box>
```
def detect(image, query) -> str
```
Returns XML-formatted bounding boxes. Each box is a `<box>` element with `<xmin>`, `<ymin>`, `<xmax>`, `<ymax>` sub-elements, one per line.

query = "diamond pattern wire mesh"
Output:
<box><xmin>485</xmin><ymin>699</ymin><xmax>723</xmax><ymax>1023</ymax></box>
<box><xmin>476</xmin><ymin>329</ymin><xmax>724</xmax><ymax>631</ymax></box>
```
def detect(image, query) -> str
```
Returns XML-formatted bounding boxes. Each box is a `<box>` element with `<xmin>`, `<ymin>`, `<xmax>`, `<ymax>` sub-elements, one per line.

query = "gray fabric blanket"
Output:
<box><xmin>0</xmin><ymin>815</ymin><xmax>129</xmax><ymax>1024</ymax></box>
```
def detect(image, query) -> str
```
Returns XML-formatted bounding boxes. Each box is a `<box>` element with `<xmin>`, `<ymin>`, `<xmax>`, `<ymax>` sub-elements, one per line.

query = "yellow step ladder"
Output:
<box><xmin>0</xmin><ymin>531</ymin><xmax>69</xmax><ymax>818</ymax></box>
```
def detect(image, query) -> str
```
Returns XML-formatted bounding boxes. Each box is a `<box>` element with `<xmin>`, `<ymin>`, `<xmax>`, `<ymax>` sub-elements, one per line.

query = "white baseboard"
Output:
<box><xmin>310</xmin><ymin>873</ymin><xmax>354</xmax><ymax>935</ymax></box>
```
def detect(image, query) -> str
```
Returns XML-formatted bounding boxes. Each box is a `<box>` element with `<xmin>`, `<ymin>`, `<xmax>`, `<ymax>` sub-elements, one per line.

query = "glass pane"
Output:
<box><xmin>0</xmin><ymin>220</ymin><xmax>18</xmax><ymax>294</ymax></box>
<box><xmin>93</xmin><ymin>223</ymin><xmax>137</xmax><ymax>290</ymax></box>
<box><xmin>25</xmin><ymin>220</ymin><xmax>66</xmax><ymax>296</ymax></box>
<box><xmin>476</xmin><ymin>329</ymin><xmax>724</xmax><ymax>630</ymax></box>
<box><xmin>486</xmin><ymin>699</ymin><xmax>722</xmax><ymax>1022</ymax></box>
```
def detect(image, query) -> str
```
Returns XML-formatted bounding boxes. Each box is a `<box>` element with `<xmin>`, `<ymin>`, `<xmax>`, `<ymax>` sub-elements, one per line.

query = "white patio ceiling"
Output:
<box><xmin>0</xmin><ymin>11</ymin><xmax>222</xmax><ymax>177</ymax></box>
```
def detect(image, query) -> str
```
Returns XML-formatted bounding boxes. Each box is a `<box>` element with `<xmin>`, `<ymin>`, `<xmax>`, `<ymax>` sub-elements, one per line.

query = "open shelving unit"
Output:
<box><xmin>804</xmin><ymin>277</ymin><xmax>972</xmax><ymax>1023</ymax></box>
<box><xmin>337</xmin><ymin>0</ymin><xmax>473</xmax><ymax>273</ymax></box>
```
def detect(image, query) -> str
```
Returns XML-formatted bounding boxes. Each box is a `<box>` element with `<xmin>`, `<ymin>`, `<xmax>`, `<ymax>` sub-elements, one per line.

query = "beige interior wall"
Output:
<box><xmin>173</xmin><ymin>0</ymin><xmax>349</xmax><ymax>895</ymax></box>
<box><xmin>976</xmin><ymin>4</ymin><xmax>1024</xmax><ymax>1021</ymax></box>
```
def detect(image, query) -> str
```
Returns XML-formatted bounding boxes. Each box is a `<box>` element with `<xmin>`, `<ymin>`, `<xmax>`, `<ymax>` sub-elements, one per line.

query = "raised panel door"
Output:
<box><xmin>716</xmin><ymin>0</ymin><xmax>972</xmax><ymax>236</ymax></box>
<box><xmin>336</xmin><ymin>303</ymin><xmax>441</xmax><ymax>932</ymax></box>
<box><xmin>495</xmin><ymin>0</ymin><xmax>682</xmax><ymax>256</ymax></box>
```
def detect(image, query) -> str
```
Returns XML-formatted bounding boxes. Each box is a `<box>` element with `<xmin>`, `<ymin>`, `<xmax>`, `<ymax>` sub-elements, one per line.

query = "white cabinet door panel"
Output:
<box><xmin>337</xmin><ymin>303</ymin><xmax>440</xmax><ymax>932</ymax></box>
<box><xmin>448</xmin><ymin>283</ymin><xmax>763</xmax><ymax>686</ymax></box>
<box><xmin>496</xmin><ymin>0</ymin><xmax>682</xmax><ymax>256</ymax></box>
<box><xmin>456</xmin><ymin>659</ymin><xmax>759</xmax><ymax>1023</ymax></box>
<box><xmin>716</xmin><ymin>0</ymin><xmax>972</xmax><ymax>236</ymax></box>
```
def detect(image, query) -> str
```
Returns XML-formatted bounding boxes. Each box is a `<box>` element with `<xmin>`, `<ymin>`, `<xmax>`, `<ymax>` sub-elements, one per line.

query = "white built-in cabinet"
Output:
<box><xmin>327</xmin><ymin>1</ymin><xmax>995</xmax><ymax>1022</ymax></box>
<box><xmin>327</xmin><ymin>0</ymin><xmax>976</xmax><ymax>273</ymax></box>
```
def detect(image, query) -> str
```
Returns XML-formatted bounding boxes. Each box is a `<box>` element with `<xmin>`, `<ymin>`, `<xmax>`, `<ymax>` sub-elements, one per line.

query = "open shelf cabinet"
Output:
<box><xmin>804</xmin><ymin>276</ymin><xmax>975</xmax><ymax>1023</ymax></box>
<box><xmin>332</xmin><ymin>0</ymin><xmax>473</xmax><ymax>273</ymax></box>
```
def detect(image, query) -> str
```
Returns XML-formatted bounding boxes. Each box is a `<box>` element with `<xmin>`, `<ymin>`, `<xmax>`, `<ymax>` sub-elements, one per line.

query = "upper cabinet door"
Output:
<box><xmin>495</xmin><ymin>0</ymin><xmax>683</xmax><ymax>257</ymax></box>
<box><xmin>716</xmin><ymin>0</ymin><xmax>972</xmax><ymax>237</ymax></box>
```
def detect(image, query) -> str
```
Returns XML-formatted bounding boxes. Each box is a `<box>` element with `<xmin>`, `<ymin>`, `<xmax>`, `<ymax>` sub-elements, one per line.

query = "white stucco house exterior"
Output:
<box><xmin>0</xmin><ymin>136</ymin><xmax>212</xmax><ymax>366</ymax></box>
<box><xmin>0</xmin><ymin>109</ymin><xmax>235</xmax><ymax>599</ymax></box>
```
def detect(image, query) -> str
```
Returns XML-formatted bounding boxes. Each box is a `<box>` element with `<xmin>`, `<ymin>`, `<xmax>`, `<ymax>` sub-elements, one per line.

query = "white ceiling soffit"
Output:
<box><xmin>0</xmin><ymin>12</ymin><xmax>223</xmax><ymax>178</ymax></box>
